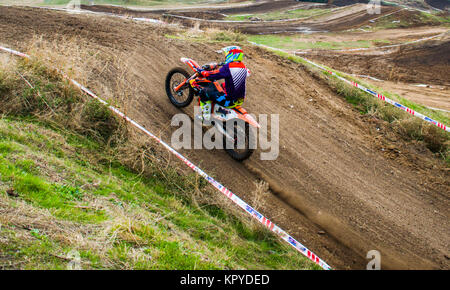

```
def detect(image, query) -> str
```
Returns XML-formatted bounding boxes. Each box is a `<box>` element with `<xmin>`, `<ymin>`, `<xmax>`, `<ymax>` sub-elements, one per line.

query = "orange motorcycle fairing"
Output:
<box><xmin>233</xmin><ymin>105</ymin><xmax>248</xmax><ymax>115</ymax></box>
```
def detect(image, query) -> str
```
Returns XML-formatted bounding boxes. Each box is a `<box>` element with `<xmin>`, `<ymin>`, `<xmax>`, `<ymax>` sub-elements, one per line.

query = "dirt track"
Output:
<box><xmin>0</xmin><ymin>6</ymin><xmax>449</xmax><ymax>270</ymax></box>
<box><xmin>82</xmin><ymin>3</ymin><xmax>399</xmax><ymax>34</ymax></box>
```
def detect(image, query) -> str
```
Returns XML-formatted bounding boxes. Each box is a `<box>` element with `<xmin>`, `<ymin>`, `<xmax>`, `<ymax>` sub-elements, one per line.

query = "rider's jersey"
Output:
<box><xmin>202</xmin><ymin>61</ymin><xmax>250</xmax><ymax>101</ymax></box>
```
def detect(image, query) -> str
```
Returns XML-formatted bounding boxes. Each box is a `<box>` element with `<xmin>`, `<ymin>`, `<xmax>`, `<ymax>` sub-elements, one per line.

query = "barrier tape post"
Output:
<box><xmin>0</xmin><ymin>45</ymin><xmax>332</xmax><ymax>270</ymax></box>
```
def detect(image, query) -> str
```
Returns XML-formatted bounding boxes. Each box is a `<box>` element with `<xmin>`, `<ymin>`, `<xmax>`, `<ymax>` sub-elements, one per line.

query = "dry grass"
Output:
<box><xmin>168</xmin><ymin>26</ymin><xmax>247</xmax><ymax>43</ymax></box>
<box><xmin>251</xmin><ymin>180</ymin><xmax>269</xmax><ymax>211</ymax></box>
<box><xmin>27</xmin><ymin>35</ymin><xmax>103</xmax><ymax>83</ymax></box>
<box><xmin>0</xmin><ymin>192</ymin><xmax>109</xmax><ymax>267</ymax></box>
<box><xmin>0</xmin><ymin>37</ymin><xmax>126</xmax><ymax>145</ymax></box>
<box><xmin>1</xmin><ymin>184</ymin><xmax>195</xmax><ymax>269</ymax></box>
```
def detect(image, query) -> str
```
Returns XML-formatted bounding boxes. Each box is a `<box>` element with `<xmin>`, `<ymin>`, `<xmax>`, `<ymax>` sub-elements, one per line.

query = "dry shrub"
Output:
<box><xmin>377</xmin><ymin>103</ymin><xmax>407</xmax><ymax>123</ymax></box>
<box><xmin>27</xmin><ymin>35</ymin><xmax>103</xmax><ymax>83</ymax></box>
<box><xmin>421</xmin><ymin>123</ymin><xmax>449</xmax><ymax>153</ymax></box>
<box><xmin>396</xmin><ymin>117</ymin><xmax>424</xmax><ymax>140</ymax></box>
<box><xmin>395</xmin><ymin>116</ymin><xmax>448</xmax><ymax>154</ymax></box>
<box><xmin>0</xmin><ymin>57</ymin><xmax>121</xmax><ymax>144</ymax></box>
<box><xmin>183</xmin><ymin>27</ymin><xmax>247</xmax><ymax>43</ymax></box>
<box><xmin>0</xmin><ymin>36</ymin><xmax>124</xmax><ymax>144</ymax></box>
<box><xmin>204</xmin><ymin>28</ymin><xmax>247</xmax><ymax>42</ymax></box>
<box><xmin>251</xmin><ymin>180</ymin><xmax>269</xmax><ymax>211</ymax></box>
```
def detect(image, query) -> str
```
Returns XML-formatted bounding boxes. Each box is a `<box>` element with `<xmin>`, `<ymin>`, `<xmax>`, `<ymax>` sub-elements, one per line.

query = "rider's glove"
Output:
<box><xmin>196</xmin><ymin>68</ymin><xmax>204</xmax><ymax>75</ymax></box>
<box><xmin>197</xmin><ymin>69</ymin><xmax>210</xmax><ymax>78</ymax></box>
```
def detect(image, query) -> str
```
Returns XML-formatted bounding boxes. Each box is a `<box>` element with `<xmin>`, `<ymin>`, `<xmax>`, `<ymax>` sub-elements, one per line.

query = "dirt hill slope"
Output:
<box><xmin>306</xmin><ymin>38</ymin><xmax>450</xmax><ymax>86</ymax></box>
<box><xmin>0</xmin><ymin>6</ymin><xmax>448</xmax><ymax>269</ymax></box>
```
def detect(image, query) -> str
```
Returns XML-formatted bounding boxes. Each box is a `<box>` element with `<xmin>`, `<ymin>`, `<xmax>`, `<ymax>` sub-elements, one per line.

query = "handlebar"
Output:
<box><xmin>201</xmin><ymin>62</ymin><xmax>225</xmax><ymax>71</ymax></box>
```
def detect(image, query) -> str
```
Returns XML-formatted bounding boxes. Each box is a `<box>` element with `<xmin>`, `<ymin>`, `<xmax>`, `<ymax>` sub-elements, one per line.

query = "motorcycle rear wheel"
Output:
<box><xmin>223</xmin><ymin>119</ymin><xmax>254</xmax><ymax>161</ymax></box>
<box><xmin>165</xmin><ymin>68</ymin><xmax>194</xmax><ymax>108</ymax></box>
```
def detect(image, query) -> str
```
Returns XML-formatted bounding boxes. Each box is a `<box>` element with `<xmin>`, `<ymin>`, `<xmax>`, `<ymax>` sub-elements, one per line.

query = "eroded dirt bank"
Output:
<box><xmin>0</xmin><ymin>6</ymin><xmax>449</xmax><ymax>269</ymax></box>
<box><xmin>305</xmin><ymin>35</ymin><xmax>450</xmax><ymax>86</ymax></box>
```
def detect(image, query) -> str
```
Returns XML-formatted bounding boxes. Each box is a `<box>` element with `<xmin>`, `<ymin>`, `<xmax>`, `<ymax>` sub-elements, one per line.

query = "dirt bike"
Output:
<box><xmin>165</xmin><ymin>57</ymin><xmax>259</xmax><ymax>161</ymax></box>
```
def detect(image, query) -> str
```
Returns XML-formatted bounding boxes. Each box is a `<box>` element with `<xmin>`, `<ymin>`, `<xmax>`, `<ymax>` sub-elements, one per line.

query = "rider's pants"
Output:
<box><xmin>199</xmin><ymin>82</ymin><xmax>243</xmax><ymax>108</ymax></box>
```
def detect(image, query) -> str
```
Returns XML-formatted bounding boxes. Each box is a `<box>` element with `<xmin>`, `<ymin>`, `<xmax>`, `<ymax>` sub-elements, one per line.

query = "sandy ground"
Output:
<box><xmin>0</xmin><ymin>6</ymin><xmax>449</xmax><ymax>270</ymax></box>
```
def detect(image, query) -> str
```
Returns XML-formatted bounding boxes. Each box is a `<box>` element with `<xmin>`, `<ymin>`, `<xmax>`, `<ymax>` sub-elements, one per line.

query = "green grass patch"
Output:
<box><xmin>225</xmin><ymin>8</ymin><xmax>331</xmax><ymax>21</ymax></box>
<box><xmin>248</xmin><ymin>35</ymin><xmax>391</xmax><ymax>51</ymax></box>
<box><xmin>0</xmin><ymin>155</ymin><xmax>107</xmax><ymax>223</ymax></box>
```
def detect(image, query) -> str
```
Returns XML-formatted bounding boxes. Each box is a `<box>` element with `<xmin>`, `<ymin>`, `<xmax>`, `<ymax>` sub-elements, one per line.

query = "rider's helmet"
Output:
<box><xmin>220</xmin><ymin>46</ymin><xmax>244</xmax><ymax>64</ymax></box>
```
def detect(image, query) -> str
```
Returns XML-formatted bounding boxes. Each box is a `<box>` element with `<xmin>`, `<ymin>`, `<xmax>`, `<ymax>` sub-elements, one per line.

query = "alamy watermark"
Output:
<box><xmin>170</xmin><ymin>107</ymin><xmax>279</xmax><ymax>160</ymax></box>
<box><xmin>64</xmin><ymin>0</ymin><xmax>94</xmax><ymax>11</ymax></box>
<box><xmin>366</xmin><ymin>250</ymin><xmax>381</xmax><ymax>270</ymax></box>
<box><xmin>65</xmin><ymin>0</ymin><xmax>80</xmax><ymax>11</ymax></box>
<box><xmin>66</xmin><ymin>249</ymin><xmax>81</xmax><ymax>270</ymax></box>
<box><xmin>367</xmin><ymin>0</ymin><xmax>382</xmax><ymax>15</ymax></box>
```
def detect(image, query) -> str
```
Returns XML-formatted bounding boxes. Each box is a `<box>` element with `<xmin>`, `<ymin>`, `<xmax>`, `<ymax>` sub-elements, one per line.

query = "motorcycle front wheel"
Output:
<box><xmin>222</xmin><ymin>119</ymin><xmax>254</xmax><ymax>161</ymax></box>
<box><xmin>165</xmin><ymin>68</ymin><xmax>194</xmax><ymax>108</ymax></box>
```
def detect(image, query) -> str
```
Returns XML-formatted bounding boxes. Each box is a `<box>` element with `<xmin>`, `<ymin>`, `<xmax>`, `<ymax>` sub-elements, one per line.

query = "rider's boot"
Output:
<box><xmin>196</xmin><ymin>101</ymin><xmax>212</xmax><ymax>125</ymax></box>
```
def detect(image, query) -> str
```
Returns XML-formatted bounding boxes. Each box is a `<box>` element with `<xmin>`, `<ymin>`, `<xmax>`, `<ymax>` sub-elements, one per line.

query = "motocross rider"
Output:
<box><xmin>195</xmin><ymin>46</ymin><xmax>250</xmax><ymax>122</ymax></box>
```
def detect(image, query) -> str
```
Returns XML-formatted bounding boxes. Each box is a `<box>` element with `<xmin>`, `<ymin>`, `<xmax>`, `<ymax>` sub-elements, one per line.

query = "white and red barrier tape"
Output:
<box><xmin>301</xmin><ymin>58</ymin><xmax>449</xmax><ymax>132</ymax></box>
<box><xmin>249</xmin><ymin>42</ymin><xmax>449</xmax><ymax>133</ymax></box>
<box><xmin>0</xmin><ymin>45</ymin><xmax>332</xmax><ymax>270</ymax></box>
